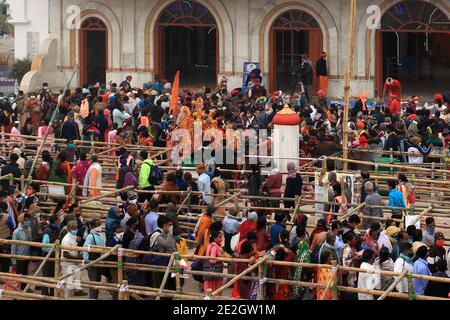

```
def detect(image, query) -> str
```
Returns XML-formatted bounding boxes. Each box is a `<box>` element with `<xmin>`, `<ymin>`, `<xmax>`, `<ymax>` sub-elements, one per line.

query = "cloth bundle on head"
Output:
<box><xmin>269</xmin><ymin>168</ymin><xmax>279</xmax><ymax>176</ymax></box>
<box><xmin>287</xmin><ymin>162</ymin><xmax>297</xmax><ymax>174</ymax></box>
<box><xmin>434</xmin><ymin>93</ymin><xmax>444</xmax><ymax>105</ymax></box>
<box><xmin>412</xmin><ymin>242</ymin><xmax>427</xmax><ymax>256</ymax></box>
<box><xmin>385</xmin><ymin>226</ymin><xmax>401</xmax><ymax>237</ymax></box>
<box><xmin>164</xmin><ymin>83</ymin><xmax>172</xmax><ymax>90</ymax></box>
<box><xmin>82</xmin><ymin>88</ymin><xmax>90</xmax><ymax>94</ymax></box>
<box><xmin>12</xmin><ymin>147</ymin><xmax>21</xmax><ymax>155</ymax></box>
<box><xmin>248</xmin><ymin>211</ymin><xmax>258</xmax><ymax>222</ymax></box>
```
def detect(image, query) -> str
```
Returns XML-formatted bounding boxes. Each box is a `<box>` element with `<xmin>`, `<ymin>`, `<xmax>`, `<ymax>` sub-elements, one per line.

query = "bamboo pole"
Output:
<box><xmin>58</xmin><ymin>245</ymin><xmax>119</xmax><ymax>281</ymax></box>
<box><xmin>156</xmin><ymin>253</ymin><xmax>176</xmax><ymax>300</ymax></box>
<box><xmin>210</xmin><ymin>256</ymin><xmax>268</xmax><ymax>297</ymax></box>
<box><xmin>410</xmin><ymin>205</ymin><xmax>434</xmax><ymax>226</ymax></box>
<box><xmin>176</xmin><ymin>188</ymin><xmax>192</xmax><ymax>215</ymax></box>
<box><xmin>319</xmin><ymin>262</ymin><xmax>338</xmax><ymax>300</ymax></box>
<box><xmin>342</xmin><ymin>0</ymin><xmax>357</xmax><ymax>171</ymax></box>
<box><xmin>54</xmin><ymin>240</ymin><xmax>61</xmax><ymax>298</ymax></box>
<box><xmin>80</xmin><ymin>186</ymin><xmax>134</xmax><ymax>205</ymax></box>
<box><xmin>174</xmin><ymin>252</ymin><xmax>182</xmax><ymax>295</ymax></box>
<box><xmin>23</xmin><ymin>244</ymin><xmax>56</xmax><ymax>293</ymax></box>
<box><xmin>339</xmin><ymin>202</ymin><xmax>366</xmax><ymax>221</ymax></box>
<box><xmin>377</xmin><ymin>268</ymin><xmax>409</xmax><ymax>301</ymax></box>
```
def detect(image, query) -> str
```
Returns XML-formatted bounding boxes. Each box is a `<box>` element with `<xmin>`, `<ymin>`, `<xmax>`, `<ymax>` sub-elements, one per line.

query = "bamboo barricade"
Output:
<box><xmin>319</xmin><ymin>262</ymin><xmax>338</xmax><ymax>300</ymax></box>
<box><xmin>327</xmin><ymin>156</ymin><xmax>450</xmax><ymax>175</ymax></box>
<box><xmin>1</xmin><ymin>246</ymin><xmax>450</xmax><ymax>301</ymax></box>
<box><xmin>155</xmin><ymin>253</ymin><xmax>176</xmax><ymax>300</ymax></box>
<box><xmin>211</xmin><ymin>256</ymin><xmax>268</xmax><ymax>297</ymax></box>
<box><xmin>80</xmin><ymin>186</ymin><xmax>134</xmax><ymax>205</ymax></box>
<box><xmin>338</xmin><ymin>202</ymin><xmax>366</xmax><ymax>221</ymax></box>
<box><xmin>58</xmin><ymin>245</ymin><xmax>120</xmax><ymax>282</ymax></box>
<box><xmin>377</xmin><ymin>269</ymin><xmax>409</xmax><ymax>301</ymax></box>
<box><xmin>348</xmin><ymin>147</ymin><xmax>447</xmax><ymax>159</ymax></box>
<box><xmin>22</xmin><ymin>243</ymin><xmax>56</xmax><ymax>293</ymax></box>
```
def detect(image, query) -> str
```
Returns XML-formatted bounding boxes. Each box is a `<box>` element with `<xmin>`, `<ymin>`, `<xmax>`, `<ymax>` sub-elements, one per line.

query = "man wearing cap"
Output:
<box><xmin>61</xmin><ymin>111</ymin><xmax>81</xmax><ymax>141</ymax></box>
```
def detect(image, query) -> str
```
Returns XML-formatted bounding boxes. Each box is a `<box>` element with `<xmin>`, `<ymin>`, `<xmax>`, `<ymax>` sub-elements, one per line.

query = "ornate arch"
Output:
<box><xmin>67</xmin><ymin>2</ymin><xmax>121</xmax><ymax>71</ymax></box>
<box><xmin>381</xmin><ymin>0</ymin><xmax>450</xmax><ymax>31</ymax></box>
<box><xmin>137</xmin><ymin>0</ymin><xmax>234</xmax><ymax>75</ymax></box>
<box><xmin>361</xmin><ymin>0</ymin><xmax>450</xmax><ymax>80</ymax></box>
<box><xmin>254</xmin><ymin>1</ymin><xmax>338</xmax><ymax>81</ymax></box>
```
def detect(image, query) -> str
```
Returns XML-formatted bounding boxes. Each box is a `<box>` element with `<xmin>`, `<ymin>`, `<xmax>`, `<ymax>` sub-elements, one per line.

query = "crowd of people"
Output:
<box><xmin>0</xmin><ymin>66</ymin><xmax>449</xmax><ymax>299</ymax></box>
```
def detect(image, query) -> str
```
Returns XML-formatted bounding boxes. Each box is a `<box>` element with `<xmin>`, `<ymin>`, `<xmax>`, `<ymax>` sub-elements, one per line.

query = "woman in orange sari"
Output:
<box><xmin>195</xmin><ymin>205</ymin><xmax>214</xmax><ymax>256</ymax></box>
<box><xmin>57</xmin><ymin>152</ymin><xmax>73</xmax><ymax>194</ymax></box>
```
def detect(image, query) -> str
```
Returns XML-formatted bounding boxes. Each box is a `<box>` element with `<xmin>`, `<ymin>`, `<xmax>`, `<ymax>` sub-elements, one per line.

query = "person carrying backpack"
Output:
<box><xmin>138</xmin><ymin>151</ymin><xmax>163</xmax><ymax>203</ymax></box>
<box><xmin>138</xmin><ymin>150</ymin><xmax>155</xmax><ymax>202</ymax></box>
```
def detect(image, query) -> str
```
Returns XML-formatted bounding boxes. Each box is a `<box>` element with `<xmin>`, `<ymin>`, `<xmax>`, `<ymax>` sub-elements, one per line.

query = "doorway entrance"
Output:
<box><xmin>376</xmin><ymin>1</ymin><xmax>450</xmax><ymax>99</ymax></box>
<box><xmin>79</xmin><ymin>17</ymin><xmax>108</xmax><ymax>87</ymax></box>
<box><xmin>269</xmin><ymin>10</ymin><xmax>323</xmax><ymax>93</ymax></box>
<box><xmin>155</xmin><ymin>1</ymin><xmax>218</xmax><ymax>89</ymax></box>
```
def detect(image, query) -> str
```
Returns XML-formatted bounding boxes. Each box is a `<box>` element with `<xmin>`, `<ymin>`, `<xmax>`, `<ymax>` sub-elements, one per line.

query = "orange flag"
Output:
<box><xmin>169</xmin><ymin>71</ymin><xmax>180</xmax><ymax>115</ymax></box>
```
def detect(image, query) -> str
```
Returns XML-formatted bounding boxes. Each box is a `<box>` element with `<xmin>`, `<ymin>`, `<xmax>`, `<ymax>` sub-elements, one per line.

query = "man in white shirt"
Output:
<box><xmin>358</xmin><ymin>249</ymin><xmax>381</xmax><ymax>300</ymax></box>
<box><xmin>196</xmin><ymin>164</ymin><xmax>212</xmax><ymax>204</ymax></box>
<box><xmin>394</xmin><ymin>242</ymin><xmax>414</xmax><ymax>293</ymax></box>
<box><xmin>61</xmin><ymin>220</ymin><xmax>82</xmax><ymax>298</ymax></box>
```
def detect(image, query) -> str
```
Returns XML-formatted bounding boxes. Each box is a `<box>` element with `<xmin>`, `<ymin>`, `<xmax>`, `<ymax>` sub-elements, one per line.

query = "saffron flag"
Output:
<box><xmin>170</xmin><ymin>71</ymin><xmax>180</xmax><ymax>116</ymax></box>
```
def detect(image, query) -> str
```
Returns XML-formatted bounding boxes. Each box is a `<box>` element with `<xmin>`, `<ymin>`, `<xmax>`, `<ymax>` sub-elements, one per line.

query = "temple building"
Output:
<box><xmin>7</xmin><ymin>0</ymin><xmax>450</xmax><ymax>97</ymax></box>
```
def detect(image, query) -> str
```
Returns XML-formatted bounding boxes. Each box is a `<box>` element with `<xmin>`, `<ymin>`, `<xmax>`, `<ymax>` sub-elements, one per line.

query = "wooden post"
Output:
<box><xmin>23</xmin><ymin>244</ymin><xmax>56</xmax><ymax>293</ymax></box>
<box><xmin>117</xmin><ymin>245</ymin><xmax>123</xmax><ymax>282</ymax></box>
<box><xmin>20</xmin><ymin>175</ymin><xmax>25</xmax><ymax>192</ymax></box>
<box><xmin>342</xmin><ymin>0</ymin><xmax>357</xmax><ymax>171</ymax></box>
<box><xmin>431</xmin><ymin>162</ymin><xmax>436</xmax><ymax>200</ymax></box>
<box><xmin>174</xmin><ymin>252</ymin><xmax>182</xmax><ymax>295</ymax></box>
<box><xmin>156</xmin><ymin>253</ymin><xmax>176</xmax><ymax>300</ymax></box>
<box><xmin>54</xmin><ymin>240</ymin><xmax>61</xmax><ymax>298</ymax></box>
<box><xmin>1</xmin><ymin>126</ymin><xmax>5</xmax><ymax>154</ymax></box>
<box><xmin>389</xmin><ymin>148</ymin><xmax>394</xmax><ymax>175</ymax></box>
<box><xmin>258</xmin><ymin>264</ymin><xmax>265</xmax><ymax>300</ymax></box>
<box><xmin>119</xmin><ymin>280</ymin><xmax>129</xmax><ymax>300</ymax></box>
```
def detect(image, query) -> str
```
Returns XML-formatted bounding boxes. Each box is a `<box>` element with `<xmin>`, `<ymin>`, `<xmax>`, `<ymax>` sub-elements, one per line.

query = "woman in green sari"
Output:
<box><xmin>291</xmin><ymin>226</ymin><xmax>314</xmax><ymax>300</ymax></box>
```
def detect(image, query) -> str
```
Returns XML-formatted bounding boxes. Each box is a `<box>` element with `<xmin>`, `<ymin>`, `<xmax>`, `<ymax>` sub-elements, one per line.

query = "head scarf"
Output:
<box><xmin>287</xmin><ymin>162</ymin><xmax>296</xmax><ymax>175</ymax></box>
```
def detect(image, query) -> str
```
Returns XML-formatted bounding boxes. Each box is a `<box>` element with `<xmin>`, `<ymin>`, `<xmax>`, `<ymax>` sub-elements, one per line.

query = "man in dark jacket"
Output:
<box><xmin>61</xmin><ymin>111</ymin><xmax>81</xmax><ymax>141</ymax></box>
<box><xmin>0</xmin><ymin>153</ymin><xmax>22</xmax><ymax>193</ymax></box>
<box><xmin>424</xmin><ymin>259</ymin><xmax>450</xmax><ymax>298</ymax></box>
<box><xmin>300</xmin><ymin>55</ymin><xmax>314</xmax><ymax>103</ymax></box>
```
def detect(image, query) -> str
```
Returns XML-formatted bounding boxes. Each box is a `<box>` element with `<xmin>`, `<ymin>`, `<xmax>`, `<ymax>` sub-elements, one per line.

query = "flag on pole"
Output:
<box><xmin>170</xmin><ymin>71</ymin><xmax>180</xmax><ymax>116</ymax></box>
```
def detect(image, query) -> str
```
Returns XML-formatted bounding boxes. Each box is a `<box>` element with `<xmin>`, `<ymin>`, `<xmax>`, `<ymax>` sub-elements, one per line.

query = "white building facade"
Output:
<box><xmin>7</xmin><ymin>0</ymin><xmax>450</xmax><ymax>97</ymax></box>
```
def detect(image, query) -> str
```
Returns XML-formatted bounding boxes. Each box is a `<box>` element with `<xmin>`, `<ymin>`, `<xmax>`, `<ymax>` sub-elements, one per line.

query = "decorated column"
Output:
<box><xmin>272</xmin><ymin>104</ymin><xmax>300</xmax><ymax>173</ymax></box>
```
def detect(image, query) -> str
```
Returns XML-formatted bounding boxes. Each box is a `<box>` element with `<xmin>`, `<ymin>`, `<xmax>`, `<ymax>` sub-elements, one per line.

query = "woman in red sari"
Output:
<box><xmin>266</xmin><ymin>230</ymin><xmax>295</xmax><ymax>300</ymax></box>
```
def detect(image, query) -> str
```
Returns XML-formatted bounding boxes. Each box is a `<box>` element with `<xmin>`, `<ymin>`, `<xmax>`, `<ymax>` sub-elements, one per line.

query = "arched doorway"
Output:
<box><xmin>376</xmin><ymin>1</ymin><xmax>450</xmax><ymax>97</ymax></box>
<box><xmin>79</xmin><ymin>17</ymin><xmax>108</xmax><ymax>87</ymax></box>
<box><xmin>269</xmin><ymin>10</ymin><xmax>323</xmax><ymax>93</ymax></box>
<box><xmin>155</xmin><ymin>0</ymin><xmax>218</xmax><ymax>88</ymax></box>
